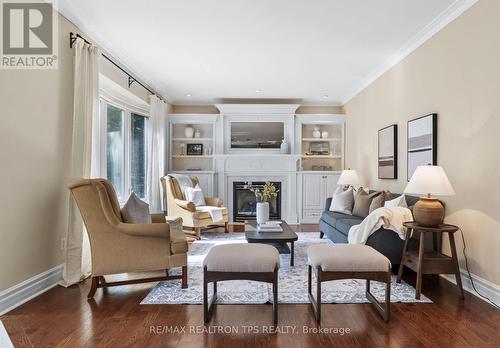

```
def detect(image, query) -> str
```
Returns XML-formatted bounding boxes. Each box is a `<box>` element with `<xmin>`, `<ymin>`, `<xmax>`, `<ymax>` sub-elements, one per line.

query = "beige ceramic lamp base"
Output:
<box><xmin>413</xmin><ymin>196</ymin><xmax>444</xmax><ymax>227</ymax></box>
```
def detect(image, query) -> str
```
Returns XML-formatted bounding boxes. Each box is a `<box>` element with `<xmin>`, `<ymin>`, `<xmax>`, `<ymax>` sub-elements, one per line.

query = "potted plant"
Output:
<box><xmin>245</xmin><ymin>181</ymin><xmax>279</xmax><ymax>224</ymax></box>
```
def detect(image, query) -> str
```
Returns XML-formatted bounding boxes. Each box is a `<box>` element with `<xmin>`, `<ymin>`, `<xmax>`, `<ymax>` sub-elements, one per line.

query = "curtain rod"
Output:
<box><xmin>69</xmin><ymin>32</ymin><xmax>166</xmax><ymax>103</ymax></box>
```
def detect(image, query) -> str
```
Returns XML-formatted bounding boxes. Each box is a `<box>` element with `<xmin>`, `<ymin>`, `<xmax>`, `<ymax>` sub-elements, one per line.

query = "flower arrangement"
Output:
<box><xmin>245</xmin><ymin>181</ymin><xmax>279</xmax><ymax>203</ymax></box>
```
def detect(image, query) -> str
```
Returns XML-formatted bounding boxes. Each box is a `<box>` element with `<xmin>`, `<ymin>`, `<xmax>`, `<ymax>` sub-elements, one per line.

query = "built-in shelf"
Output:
<box><xmin>172</xmin><ymin>155</ymin><xmax>213</xmax><ymax>158</ymax></box>
<box><xmin>172</xmin><ymin>138</ymin><xmax>213</xmax><ymax>142</ymax></box>
<box><xmin>302</xmin><ymin>138</ymin><xmax>342</xmax><ymax>142</ymax></box>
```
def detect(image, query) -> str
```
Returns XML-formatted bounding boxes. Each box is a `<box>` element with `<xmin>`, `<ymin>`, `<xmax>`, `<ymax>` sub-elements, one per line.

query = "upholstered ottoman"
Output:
<box><xmin>307</xmin><ymin>244</ymin><xmax>391</xmax><ymax>322</ymax></box>
<box><xmin>203</xmin><ymin>244</ymin><xmax>280</xmax><ymax>324</ymax></box>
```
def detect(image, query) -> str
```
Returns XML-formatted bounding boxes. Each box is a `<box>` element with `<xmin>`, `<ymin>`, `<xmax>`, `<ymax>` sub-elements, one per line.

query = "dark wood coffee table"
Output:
<box><xmin>245</xmin><ymin>220</ymin><xmax>298</xmax><ymax>266</ymax></box>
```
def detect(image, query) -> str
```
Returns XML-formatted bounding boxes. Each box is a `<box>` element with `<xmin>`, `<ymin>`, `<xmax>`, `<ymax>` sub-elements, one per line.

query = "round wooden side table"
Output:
<box><xmin>396</xmin><ymin>222</ymin><xmax>464</xmax><ymax>299</ymax></box>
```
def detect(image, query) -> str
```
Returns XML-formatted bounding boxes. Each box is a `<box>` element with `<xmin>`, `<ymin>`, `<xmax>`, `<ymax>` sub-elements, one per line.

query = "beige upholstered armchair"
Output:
<box><xmin>161</xmin><ymin>175</ymin><xmax>228</xmax><ymax>239</ymax></box>
<box><xmin>68</xmin><ymin>179</ymin><xmax>188</xmax><ymax>298</ymax></box>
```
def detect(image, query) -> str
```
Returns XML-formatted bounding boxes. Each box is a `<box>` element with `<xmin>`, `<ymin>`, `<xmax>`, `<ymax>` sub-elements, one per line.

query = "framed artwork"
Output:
<box><xmin>187</xmin><ymin>143</ymin><xmax>203</xmax><ymax>155</ymax></box>
<box><xmin>407</xmin><ymin>113</ymin><xmax>437</xmax><ymax>180</ymax></box>
<box><xmin>378</xmin><ymin>124</ymin><xmax>398</xmax><ymax>179</ymax></box>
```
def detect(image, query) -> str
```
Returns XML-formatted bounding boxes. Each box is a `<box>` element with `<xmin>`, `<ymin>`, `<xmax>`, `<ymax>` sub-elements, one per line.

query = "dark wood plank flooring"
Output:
<box><xmin>1</xmin><ymin>226</ymin><xmax>499</xmax><ymax>347</ymax></box>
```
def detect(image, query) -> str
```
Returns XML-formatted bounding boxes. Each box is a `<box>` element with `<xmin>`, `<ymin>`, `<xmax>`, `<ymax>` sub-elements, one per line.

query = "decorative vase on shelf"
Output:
<box><xmin>194</xmin><ymin>129</ymin><xmax>201</xmax><ymax>138</ymax></box>
<box><xmin>179</xmin><ymin>143</ymin><xmax>185</xmax><ymax>155</ymax></box>
<box><xmin>184</xmin><ymin>125</ymin><xmax>194</xmax><ymax>138</ymax></box>
<box><xmin>280</xmin><ymin>139</ymin><xmax>289</xmax><ymax>154</ymax></box>
<box><xmin>312</xmin><ymin>127</ymin><xmax>321</xmax><ymax>139</ymax></box>
<box><xmin>256</xmin><ymin>202</ymin><xmax>270</xmax><ymax>224</ymax></box>
<box><xmin>321</xmin><ymin>131</ymin><xmax>329</xmax><ymax>139</ymax></box>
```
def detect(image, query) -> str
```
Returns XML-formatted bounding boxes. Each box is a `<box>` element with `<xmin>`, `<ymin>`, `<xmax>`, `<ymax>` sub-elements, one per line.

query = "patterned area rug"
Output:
<box><xmin>141</xmin><ymin>232</ymin><xmax>432</xmax><ymax>304</ymax></box>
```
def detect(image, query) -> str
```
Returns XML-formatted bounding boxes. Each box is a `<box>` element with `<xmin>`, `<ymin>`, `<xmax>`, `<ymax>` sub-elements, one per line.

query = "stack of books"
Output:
<box><xmin>257</xmin><ymin>221</ymin><xmax>283</xmax><ymax>232</ymax></box>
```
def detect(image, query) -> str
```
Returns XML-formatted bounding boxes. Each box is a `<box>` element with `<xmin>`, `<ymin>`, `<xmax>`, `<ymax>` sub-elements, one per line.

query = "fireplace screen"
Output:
<box><xmin>233</xmin><ymin>182</ymin><xmax>282</xmax><ymax>222</ymax></box>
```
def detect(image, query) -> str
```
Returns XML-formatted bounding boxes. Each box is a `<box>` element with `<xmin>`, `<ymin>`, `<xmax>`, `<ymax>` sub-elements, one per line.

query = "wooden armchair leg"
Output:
<box><xmin>195</xmin><ymin>227</ymin><xmax>201</xmax><ymax>239</ymax></box>
<box><xmin>88</xmin><ymin>276</ymin><xmax>99</xmax><ymax>298</ymax></box>
<box><xmin>224</xmin><ymin>222</ymin><xmax>229</xmax><ymax>233</ymax></box>
<box><xmin>181</xmin><ymin>266</ymin><xmax>188</xmax><ymax>289</ymax></box>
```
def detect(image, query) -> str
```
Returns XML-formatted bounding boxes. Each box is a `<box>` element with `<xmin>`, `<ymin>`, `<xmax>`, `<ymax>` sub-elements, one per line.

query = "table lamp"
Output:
<box><xmin>404</xmin><ymin>165</ymin><xmax>455</xmax><ymax>227</ymax></box>
<box><xmin>337</xmin><ymin>169</ymin><xmax>361</xmax><ymax>189</ymax></box>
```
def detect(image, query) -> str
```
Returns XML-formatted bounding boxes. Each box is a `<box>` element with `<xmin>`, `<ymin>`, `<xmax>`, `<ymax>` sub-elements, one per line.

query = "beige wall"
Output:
<box><xmin>344</xmin><ymin>0</ymin><xmax>500</xmax><ymax>285</ymax></box>
<box><xmin>0</xmin><ymin>15</ymin><xmax>76</xmax><ymax>291</ymax></box>
<box><xmin>0</xmin><ymin>12</ymin><xmax>158</xmax><ymax>291</ymax></box>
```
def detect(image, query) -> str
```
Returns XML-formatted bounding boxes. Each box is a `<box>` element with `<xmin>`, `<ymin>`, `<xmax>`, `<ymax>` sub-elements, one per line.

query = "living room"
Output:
<box><xmin>0</xmin><ymin>0</ymin><xmax>499</xmax><ymax>347</ymax></box>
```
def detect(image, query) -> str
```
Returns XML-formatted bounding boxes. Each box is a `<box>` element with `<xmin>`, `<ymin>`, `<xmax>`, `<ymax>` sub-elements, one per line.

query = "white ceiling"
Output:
<box><xmin>57</xmin><ymin>0</ymin><xmax>474</xmax><ymax>105</ymax></box>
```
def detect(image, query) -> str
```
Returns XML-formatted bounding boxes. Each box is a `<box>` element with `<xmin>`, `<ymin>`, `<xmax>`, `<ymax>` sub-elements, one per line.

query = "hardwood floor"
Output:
<box><xmin>1</xmin><ymin>226</ymin><xmax>499</xmax><ymax>347</ymax></box>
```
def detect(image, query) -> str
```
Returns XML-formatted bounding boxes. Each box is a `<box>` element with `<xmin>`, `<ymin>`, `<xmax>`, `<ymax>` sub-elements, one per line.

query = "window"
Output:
<box><xmin>130</xmin><ymin>113</ymin><xmax>148</xmax><ymax>198</ymax></box>
<box><xmin>100</xmin><ymin>100</ymin><xmax>149</xmax><ymax>203</ymax></box>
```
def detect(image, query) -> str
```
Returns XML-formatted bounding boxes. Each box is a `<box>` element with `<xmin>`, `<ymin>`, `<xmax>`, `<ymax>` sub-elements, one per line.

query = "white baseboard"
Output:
<box><xmin>441</xmin><ymin>269</ymin><xmax>500</xmax><ymax>308</ymax></box>
<box><xmin>0</xmin><ymin>264</ymin><xmax>64</xmax><ymax>316</ymax></box>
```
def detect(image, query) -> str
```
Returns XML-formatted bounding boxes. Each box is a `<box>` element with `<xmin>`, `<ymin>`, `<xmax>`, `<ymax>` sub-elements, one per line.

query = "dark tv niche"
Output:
<box><xmin>230</xmin><ymin>122</ymin><xmax>284</xmax><ymax>149</ymax></box>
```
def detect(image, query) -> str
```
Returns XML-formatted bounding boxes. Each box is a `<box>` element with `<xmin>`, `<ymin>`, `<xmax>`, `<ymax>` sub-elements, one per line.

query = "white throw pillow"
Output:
<box><xmin>384</xmin><ymin>194</ymin><xmax>408</xmax><ymax>208</ymax></box>
<box><xmin>121</xmin><ymin>192</ymin><xmax>152</xmax><ymax>224</ymax></box>
<box><xmin>185</xmin><ymin>184</ymin><xmax>206</xmax><ymax>206</ymax></box>
<box><xmin>329</xmin><ymin>186</ymin><xmax>354</xmax><ymax>215</ymax></box>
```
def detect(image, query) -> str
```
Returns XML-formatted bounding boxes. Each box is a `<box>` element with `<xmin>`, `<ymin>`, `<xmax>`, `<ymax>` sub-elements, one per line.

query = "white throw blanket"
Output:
<box><xmin>196</xmin><ymin>206</ymin><xmax>224</xmax><ymax>223</ymax></box>
<box><xmin>348</xmin><ymin>207</ymin><xmax>413</xmax><ymax>244</ymax></box>
<box><xmin>169</xmin><ymin>173</ymin><xmax>194</xmax><ymax>199</ymax></box>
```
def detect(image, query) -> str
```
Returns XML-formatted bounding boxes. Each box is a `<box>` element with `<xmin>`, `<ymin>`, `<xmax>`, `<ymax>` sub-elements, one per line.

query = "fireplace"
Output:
<box><xmin>233</xmin><ymin>181</ymin><xmax>282</xmax><ymax>222</ymax></box>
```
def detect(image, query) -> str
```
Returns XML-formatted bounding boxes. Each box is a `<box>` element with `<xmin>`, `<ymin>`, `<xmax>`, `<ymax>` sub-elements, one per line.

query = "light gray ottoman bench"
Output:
<box><xmin>203</xmin><ymin>243</ymin><xmax>280</xmax><ymax>325</ymax></box>
<box><xmin>307</xmin><ymin>244</ymin><xmax>391</xmax><ymax>322</ymax></box>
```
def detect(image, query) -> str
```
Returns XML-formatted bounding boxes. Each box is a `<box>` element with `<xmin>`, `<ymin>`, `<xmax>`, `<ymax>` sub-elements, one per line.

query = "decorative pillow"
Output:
<box><xmin>353</xmin><ymin>190</ymin><xmax>381</xmax><ymax>218</ymax></box>
<box><xmin>369</xmin><ymin>192</ymin><xmax>386</xmax><ymax>213</ymax></box>
<box><xmin>185</xmin><ymin>184</ymin><xmax>206</xmax><ymax>206</ymax></box>
<box><xmin>329</xmin><ymin>186</ymin><xmax>354</xmax><ymax>215</ymax></box>
<box><xmin>121</xmin><ymin>192</ymin><xmax>152</xmax><ymax>224</ymax></box>
<box><xmin>384</xmin><ymin>194</ymin><xmax>408</xmax><ymax>208</ymax></box>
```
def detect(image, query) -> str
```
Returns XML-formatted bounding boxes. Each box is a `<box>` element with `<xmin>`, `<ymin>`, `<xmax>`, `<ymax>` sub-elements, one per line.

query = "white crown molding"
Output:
<box><xmin>441</xmin><ymin>269</ymin><xmax>500</xmax><ymax>308</ymax></box>
<box><xmin>0</xmin><ymin>264</ymin><xmax>64</xmax><ymax>316</ymax></box>
<box><xmin>215</xmin><ymin>104</ymin><xmax>301</xmax><ymax>115</ymax></box>
<box><xmin>341</xmin><ymin>0</ymin><xmax>479</xmax><ymax>105</ymax></box>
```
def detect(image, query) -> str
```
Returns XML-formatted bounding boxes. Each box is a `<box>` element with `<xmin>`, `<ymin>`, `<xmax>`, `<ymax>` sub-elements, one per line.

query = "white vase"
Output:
<box><xmin>312</xmin><ymin>127</ymin><xmax>321</xmax><ymax>139</ymax></box>
<box><xmin>321</xmin><ymin>131</ymin><xmax>329</xmax><ymax>139</ymax></box>
<box><xmin>194</xmin><ymin>129</ymin><xmax>201</xmax><ymax>138</ymax></box>
<box><xmin>256</xmin><ymin>202</ymin><xmax>270</xmax><ymax>224</ymax></box>
<box><xmin>280</xmin><ymin>139</ymin><xmax>289</xmax><ymax>154</ymax></box>
<box><xmin>184</xmin><ymin>125</ymin><xmax>194</xmax><ymax>138</ymax></box>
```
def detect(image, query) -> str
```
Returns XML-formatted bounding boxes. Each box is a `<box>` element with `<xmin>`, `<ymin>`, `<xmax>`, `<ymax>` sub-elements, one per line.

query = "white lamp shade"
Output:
<box><xmin>337</xmin><ymin>169</ymin><xmax>361</xmax><ymax>186</ymax></box>
<box><xmin>404</xmin><ymin>165</ymin><xmax>455</xmax><ymax>196</ymax></box>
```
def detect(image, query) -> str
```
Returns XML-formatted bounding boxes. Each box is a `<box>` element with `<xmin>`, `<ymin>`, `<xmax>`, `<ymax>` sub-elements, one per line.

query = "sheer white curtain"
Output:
<box><xmin>60</xmin><ymin>38</ymin><xmax>100</xmax><ymax>287</ymax></box>
<box><xmin>147</xmin><ymin>95</ymin><xmax>168</xmax><ymax>213</ymax></box>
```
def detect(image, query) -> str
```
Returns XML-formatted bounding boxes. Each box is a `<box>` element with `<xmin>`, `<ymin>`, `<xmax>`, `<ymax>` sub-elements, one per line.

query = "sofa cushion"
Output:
<box><xmin>384</xmin><ymin>194</ymin><xmax>408</xmax><ymax>208</ymax></box>
<box><xmin>320</xmin><ymin>211</ymin><xmax>351</xmax><ymax>229</ymax></box>
<box><xmin>121</xmin><ymin>192</ymin><xmax>152</xmax><ymax>224</ymax></box>
<box><xmin>185</xmin><ymin>184</ymin><xmax>206</xmax><ymax>206</ymax></box>
<box><xmin>329</xmin><ymin>186</ymin><xmax>354</xmax><ymax>214</ymax></box>
<box><xmin>335</xmin><ymin>217</ymin><xmax>362</xmax><ymax>235</ymax></box>
<box><xmin>353</xmin><ymin>190</ymin><xmax>381</xmax><ymax>218</ymax></box>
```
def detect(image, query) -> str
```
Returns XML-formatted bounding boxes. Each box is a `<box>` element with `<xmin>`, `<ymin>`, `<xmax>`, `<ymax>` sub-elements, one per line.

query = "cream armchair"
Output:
<box><xmin>161</xmin><ymin>175</ymin><xmax>228</xmax><ymax>239</ymax></box>
<box><xmin>68</xmin><ymin>179</ymin><xmax>188</xmax><ymax>298</ymax></box>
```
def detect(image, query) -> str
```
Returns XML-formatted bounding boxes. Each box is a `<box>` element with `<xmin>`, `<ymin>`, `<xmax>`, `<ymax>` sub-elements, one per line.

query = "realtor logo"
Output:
<box><xmin>1</xmin><ymin>0</ymin><xmax>58</xmax><ymax>69</ymax></box>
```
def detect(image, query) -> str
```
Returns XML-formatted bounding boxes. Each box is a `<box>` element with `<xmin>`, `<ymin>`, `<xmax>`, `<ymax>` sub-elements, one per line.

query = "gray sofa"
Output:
<box><xmin>319</xmin><ymin>192</ymin><xmax>431</xmax><ymax>270</ymax></box>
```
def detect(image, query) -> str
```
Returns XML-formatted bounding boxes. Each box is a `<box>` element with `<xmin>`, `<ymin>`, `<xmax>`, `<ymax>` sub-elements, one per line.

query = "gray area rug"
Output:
<box><xmin>141</xmin><ymin>232</ymin><xmax>431</xmax><ymax>304</ymax></box>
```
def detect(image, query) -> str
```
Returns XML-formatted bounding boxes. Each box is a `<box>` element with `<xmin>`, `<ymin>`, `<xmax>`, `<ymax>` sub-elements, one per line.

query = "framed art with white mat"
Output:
<box><xmin>407</xmin><ymin>114</ymin><xmax>437</xmax><ymax>180</ymax></box>
<box><xmin>378</xmin><ymin>124</ymin><xmax>398</xmax><ymax>179</ymax></box>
